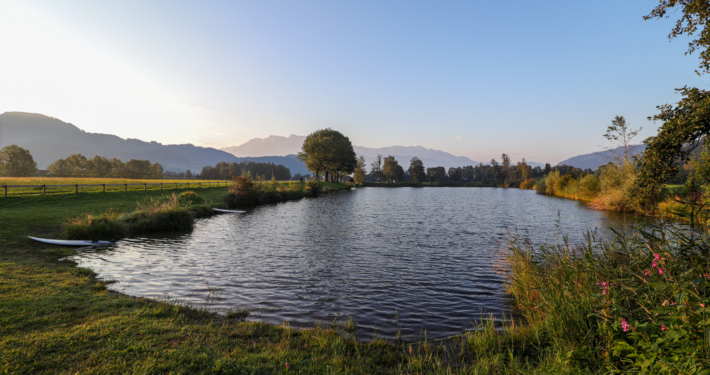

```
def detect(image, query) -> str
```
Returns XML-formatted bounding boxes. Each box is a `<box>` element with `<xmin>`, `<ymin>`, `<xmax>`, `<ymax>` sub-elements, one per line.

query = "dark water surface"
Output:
<box><xmin>68</xmin><ymin>187</ymin><xmax>632</xmax><ymax>340</ymax></box>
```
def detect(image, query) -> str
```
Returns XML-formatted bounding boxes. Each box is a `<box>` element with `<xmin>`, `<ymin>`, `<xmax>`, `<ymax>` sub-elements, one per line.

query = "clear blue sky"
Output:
<box><xmin>0</xmin><ymin>0</ymin><xmax>705</xmax><ymax>164</ymax></box>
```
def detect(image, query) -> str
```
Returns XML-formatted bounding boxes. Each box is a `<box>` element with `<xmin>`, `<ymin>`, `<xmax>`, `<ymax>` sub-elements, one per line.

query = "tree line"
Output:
<box><xmin>48</xmin><ymin>154</ymin><xmax>164</xmax><ymax>178</ymax></box>
<box><xmin>200</xmin><ymin>161</ymin><xmax>291</xmax><ymax>181</ymax></box>
<box><xmin>358</xmin><ymin>152</ymin><xmax>591</xmax><ymax>184</ymax></box>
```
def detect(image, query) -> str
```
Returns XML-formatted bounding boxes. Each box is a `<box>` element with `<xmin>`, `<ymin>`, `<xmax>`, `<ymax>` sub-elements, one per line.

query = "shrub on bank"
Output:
<box><xmin>120</xmin><ymin>195</ymin><xmax>194</xmax><ymax>233</ymax></box>
<box><xmin>224</xmin><ymin>176</ymin><xmax>324</xmax><ymax>209</ymax></box>
<box><xmin>63</xmin><ymin>210</ymin><xmax>129</xmax><ymax>240</ymax></box>
<box><xmin>63</xmin><ymin>192</ymin><xmax>206</xmax><ymax>239</ymax></box>
<box><xmin>519</xmin><ymin>178</ymin><xmax>536</xmax><ymax>190</ymax></box>
<box><xmin>506</xmin><ymin>218</ymin><xmax>710</xmax><ymax>373</ymax></box>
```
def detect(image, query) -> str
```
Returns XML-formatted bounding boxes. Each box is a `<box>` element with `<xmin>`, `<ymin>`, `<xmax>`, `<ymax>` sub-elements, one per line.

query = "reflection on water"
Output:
<box><xmin>69</xmin><ymin>187</ymin><xmax>633</xmax><ymax>340</ymax></box>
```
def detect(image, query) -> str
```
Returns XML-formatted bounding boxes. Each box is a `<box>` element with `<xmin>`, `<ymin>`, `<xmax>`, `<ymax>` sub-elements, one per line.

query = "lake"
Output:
<box><xmin>68</xmin><ymin>187</ymin><xmax>633</xmax><ymax>341</ymax></box>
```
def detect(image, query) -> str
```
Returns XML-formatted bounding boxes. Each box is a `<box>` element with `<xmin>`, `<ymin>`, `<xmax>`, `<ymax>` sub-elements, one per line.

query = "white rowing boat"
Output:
<box><xmin>213</xmin><ymin>208</ymin><xmax>246</xmax><ymax>214</ymax></box>
<box><xmin>28</xmin><ymin>236</ymin><xmax>115</xmax><ymax>246</ymax></box>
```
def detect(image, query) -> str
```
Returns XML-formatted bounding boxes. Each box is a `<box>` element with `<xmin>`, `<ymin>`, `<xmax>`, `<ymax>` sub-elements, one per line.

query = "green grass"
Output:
<box><xmin>5</xmin><ymin>181</ymin><xmax>702</xmax><ymax>373</ymax></box>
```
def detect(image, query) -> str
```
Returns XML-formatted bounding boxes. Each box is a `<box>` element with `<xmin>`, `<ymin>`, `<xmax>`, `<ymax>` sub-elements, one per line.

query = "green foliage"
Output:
<box><xmin>535</xmin><ymin>175</ymin><xmax>548</xmax><ymax>193</ymax></box>
<box><xmin>646</xmin><ymin>0</ymin><xmax>710</xmax><ymax>75</ymax></box>
<box><xmin>554</xmin><ymin>174</ymin><xmax>575</xmax><ymax>192</ymax></box>
<box><xmin>62</xmin><ymin>210</ymin><xmax>129</xmax><ymax>240</ymax></box>
<box><xmin>201</xmin><ymin>161</ymin><xmax>291</xmax><ymax>181</ymax></box>
<box><xmin>119</xmin><ymin>194</ymin><xmax>194</xmax><ymax>233</ymax></box>
<box><xmin>603</xmin><ymin>115</ymin><xmax>642</xmax><ymax>163</ymax></box>
<box><xmin>0</xmin><ymin>145</ymin><xmax>37</xmax><ymax>177</ymax></box>
<box><xmin>177</xmin><ymin>190</ymin><xmax>205</xmax><ymax>205</ymax></box>
<box><xmin>519</xmin><ymin>178</ymin><xmax>536</xmax><ymax>190</ymax></box>
<box><xmin>382</xmin><ymin>155</ymin><xmax>404</xmax><ymax>182</ymax></box>
<box><xmin>298</xmin><ymin>128</ymin><xmax>356</xmax><ymax>181</ymax></box>
<box><xmin>577</xmin><ymin>174</ymin><xmax>601</xmax><ymax>199</ymax></box>
<box><xmin>62</xmin><ymin>192</ymin><xmax>211</xmax><ymax>239</ymax></box>
<box><xmin>508</xmin><ymin>219</ymin><xmax>710</xmax><ymax>373</ymax></box>
<box><xmin>408</xmin><ymin>156</ymin><xmax>425</xmax><ymax>184</ymax></box>
<box><xmin>545</xmin><ymin>171</ymin><xmax>561</xmax><ymax>195</ymax></box>
<box><xmin>593</xmin><ymin>162</ymin><xmax>642</xmax><ymax>211</ymax></box>
<box><xmin>354</xmin><ymin>155</ymin><xmax>366</xmax><ymax>184</ymax></box>
<box><xmin>49</xmin><ymin>154</ymin><xmax>164</xmax><ymax>178</ymax></box>
<box><xmin>636</xmin><ymin>87</ymin><xmax>710</xmax><ymax>205</ymax></box>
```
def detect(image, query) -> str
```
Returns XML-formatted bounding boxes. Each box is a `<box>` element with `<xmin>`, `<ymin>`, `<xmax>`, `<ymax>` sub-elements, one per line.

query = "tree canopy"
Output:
<box><xmin>0</xmin><ymin>145</ymin><xmax>37</xmax><ymax>177</ymax></box>
<box><xmin>634</xmin><ymin>1</ymin><xmax>710</xmax><ymax>202</ymax></box>
<box><xmin>646</xmin><ymin>0</ymin><xmax>710</xmax><ymax>75</ymax></box>
<box><xmin>298</xmin><ymin>128</ymin><xmax>356</xmax><ymax>181</ymax></box>
<box><xmin>636</xmin><ymin>87</ymin><xmax>710</xmax><ymax>201</ymax></box>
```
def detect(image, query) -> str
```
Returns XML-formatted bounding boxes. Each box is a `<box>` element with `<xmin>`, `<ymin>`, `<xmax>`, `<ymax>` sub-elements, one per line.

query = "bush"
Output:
<box><xmin>554</xmin><ymin>174</ymin><xmax>574</xmax><ymax>193</ymax></box>
<box><xmin>577</xmin><ymin>174</ymin><xmax>600</xmax><ymax>200</ymax></box>
<box><xmin>535</xmin><ymin>176</ymin><xmax>548</xmax><ymax>194</ymax></box>
<box><xmin>520</xmin><ymin>178</ymin><xmax>536</xmax><ymax>190</ymax></box>
<box><xmin>120</xmin><ymin>195</ymin><xmax>193</xmax><ymax>233</ymax></box>
<box><xmin>590</xmin><ymin>162</ymin><xmax>641</xmax><ymax>211</ymax></box>
<box><xmin>545</xmin><ymin>171</ymin><xmax>561</xmax><ymax>195</ymax></box>
<box><xmin>177</xmin><ymin>191</ymin><xmax>205</xmax><ymax>205</ymax></box>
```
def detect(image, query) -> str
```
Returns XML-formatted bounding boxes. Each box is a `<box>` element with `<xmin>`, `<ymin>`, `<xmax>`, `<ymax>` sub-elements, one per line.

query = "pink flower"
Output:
<box><xmin>654</xmin><ymin>254</ymin><xmax>660</xmax><ymax>261</ymax></box>
<box><xmin>662</xmin><ymin>325</ymin><xmax>666</xmax><ymax>331</ymax></box>
<box><xmin>658</xmin><ymin>268</ymin><xmax>663</xmax><ymax>275</ymax></box>
<box><xmin>602</xmin><ymin>290</ymin><xmax>606</xmax><ymax>295</ymax></box>
<box><xmin>652</xmin><ymin>261</ymin><xmax>657</xmax><ymax>268</ymax></box>
<box><xmin>286</xmin><ymin>362</ymin><xmax>289</xmax><ymax>369</ymax></box>
<box><xmin>621</xmin><ymin>319</ymin><xmax>629</xmax><ymax>332</ymax></box>
<box><xmin>702</xmin><ymin>304</ymin><xmax>706</xmax><ymax>308</ymax></box>
<box><xmin>644</xmin><ymin>270</ymin><xmax>649</xmax><ymax>276</ymax></box>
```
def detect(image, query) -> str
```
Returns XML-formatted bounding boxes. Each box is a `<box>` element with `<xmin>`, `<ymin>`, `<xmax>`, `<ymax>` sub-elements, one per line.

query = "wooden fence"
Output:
<box><xmin>1</xmin><ymin>181</ymin><xmax>235</xmax><ymax>197</ymax></box>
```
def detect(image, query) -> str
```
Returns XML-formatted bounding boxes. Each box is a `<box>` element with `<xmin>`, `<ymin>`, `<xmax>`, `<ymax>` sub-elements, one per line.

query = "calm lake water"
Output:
<box><xmin>68</xmin><ymin>187</ymin><xmax>633</xmax><ymax>340</ymax></box>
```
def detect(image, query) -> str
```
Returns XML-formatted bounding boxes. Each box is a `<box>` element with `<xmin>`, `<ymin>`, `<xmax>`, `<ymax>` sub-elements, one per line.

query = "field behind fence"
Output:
<box><xmin>0</xmin><ymin>177</ymin><xmax>234</xmax><ymax>197</ymax></box>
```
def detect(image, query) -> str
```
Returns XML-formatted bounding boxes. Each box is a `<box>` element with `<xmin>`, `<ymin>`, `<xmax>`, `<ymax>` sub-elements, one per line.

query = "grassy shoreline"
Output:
<box><xmin>4</xmin><ymin>182</ymin><xmax>704</xmax><ymax>373</ymax></box>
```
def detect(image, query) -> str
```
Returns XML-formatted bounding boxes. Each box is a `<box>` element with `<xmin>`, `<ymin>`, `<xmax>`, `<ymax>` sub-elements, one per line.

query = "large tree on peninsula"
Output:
<box><xmin>298</xmin><ymin>128</ymin><xmax>357</xmax><ymax>181</ymax></box>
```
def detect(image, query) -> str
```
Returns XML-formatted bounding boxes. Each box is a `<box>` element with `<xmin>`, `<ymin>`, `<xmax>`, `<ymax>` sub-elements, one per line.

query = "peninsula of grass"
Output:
<box><xmin>3</xmin><ymin>180</ymin><xmax>707</xmax><ymax>373</ymax></box>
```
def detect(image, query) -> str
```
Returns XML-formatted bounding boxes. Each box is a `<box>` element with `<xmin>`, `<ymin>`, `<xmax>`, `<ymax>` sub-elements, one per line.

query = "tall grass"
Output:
<box><xmin>503</xmin><ymin>217</ymin><xmax>710</xmax><ymax>373</ymax></box>
<box><xmin>63</xmin><ymin>192</ymin><xmax>209</xmax><ymax>239</ymax></box>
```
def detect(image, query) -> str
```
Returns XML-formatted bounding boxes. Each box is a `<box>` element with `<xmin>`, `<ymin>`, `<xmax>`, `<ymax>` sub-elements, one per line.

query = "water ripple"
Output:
<box><xmin>69</xmin><ymin>187</ymin><xmax>633</xmax><ymax>340</ymax></box>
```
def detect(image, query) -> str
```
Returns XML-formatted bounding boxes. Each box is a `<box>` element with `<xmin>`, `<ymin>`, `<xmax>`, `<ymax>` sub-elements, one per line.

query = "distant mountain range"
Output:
<box><xmin>222</xmin><ymin>135</ymin><xmax>489</xmax><ymax>171</ymax></box>
<box><xmin>0</xmin><ymin>112</ymin><xmax>306</xmax><ymax>174</ymax></box>
<box><xmin>0</xmin><ymin>111</ymin><xmax>571</xmax><ymax>176</ymax></box>
<box><xmin>556</xmin><ymin>145</ymin><xmax>647</xmax><ymax>170</ymax></box>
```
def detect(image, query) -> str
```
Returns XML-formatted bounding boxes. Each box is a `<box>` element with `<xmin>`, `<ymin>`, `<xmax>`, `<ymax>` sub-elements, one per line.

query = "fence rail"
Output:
<box><xmin>1</xmin><ymin>181</ymin><xmax>235</xmax><ymax>197</ymax></box>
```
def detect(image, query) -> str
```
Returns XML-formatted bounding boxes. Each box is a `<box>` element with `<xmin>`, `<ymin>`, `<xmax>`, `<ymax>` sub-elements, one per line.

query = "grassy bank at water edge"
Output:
<box><xmin>4</xmin><ymin>182</ymin><xmax>706</xmax><ymax>373</ymax></box>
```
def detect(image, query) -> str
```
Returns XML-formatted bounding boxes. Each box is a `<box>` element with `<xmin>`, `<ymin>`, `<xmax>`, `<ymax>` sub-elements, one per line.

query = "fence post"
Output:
<box><xmin>43</xmin><ymin>184</ymin><xmax>46</xmax><ymax>195</ymax></box>
<box><xmin>199</xmin><ymin>182</ymin><xmax>201</xmax><ymax>188</ymax></box>
<box><xmin>160</xmin><ymin>183</ymin><xmax>163</xmax><ymax>190</ymax></box>
<box><xmin>125</xmin><ymin>184</ymin><xmax>128</xmax><ymax>192</ymax></box>
<box><xmin>3</xmin><ymin>185</ymin><xmax>6</xmax><ymax>198</ymax></box>
<box><xmin>144</xmin><ymin>183</ymin><xmax>147</xmax><ymax>191</ymax></box>
<box><xmin>75</xmin><ymin>184</ymin><xmax>79</xmax><ymax>194</ymax></box>
<box><xmin>187</xmin><ymin>183</ymin><xmax>190</xmax><ymax>189</ymax></box>
<box><xmin>102</xmin><ymin>184</ymin><xmax>105</xmax><ymax>192</ymax></box>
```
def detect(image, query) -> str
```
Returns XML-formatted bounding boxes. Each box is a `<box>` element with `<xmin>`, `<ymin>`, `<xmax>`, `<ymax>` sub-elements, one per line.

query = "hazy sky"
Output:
<box><xmin>0</xmin><ymin>1</ymin><xmax>706</xmax><ymax>164</ymax></box>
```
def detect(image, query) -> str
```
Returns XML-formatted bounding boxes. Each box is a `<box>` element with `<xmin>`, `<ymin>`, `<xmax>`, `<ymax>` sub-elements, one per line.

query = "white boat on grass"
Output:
<box><xmin>28</xmin><ymin>236</ymin><xmax>115</xmax><ymax>247</ymax></box>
